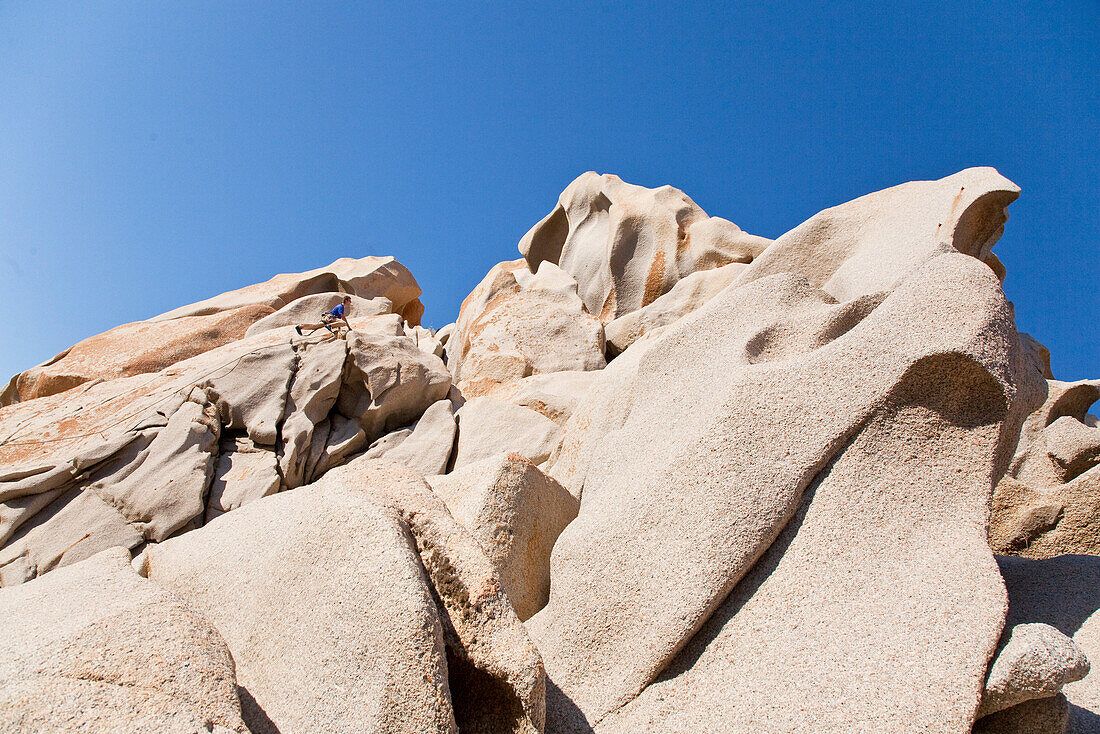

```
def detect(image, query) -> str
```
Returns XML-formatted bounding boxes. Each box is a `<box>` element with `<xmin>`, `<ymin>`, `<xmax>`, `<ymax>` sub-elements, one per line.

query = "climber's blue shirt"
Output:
<box><xmin>328</xmin><ymin>303</ymin><xmax>345</xmax><ymax>319</ymax></box>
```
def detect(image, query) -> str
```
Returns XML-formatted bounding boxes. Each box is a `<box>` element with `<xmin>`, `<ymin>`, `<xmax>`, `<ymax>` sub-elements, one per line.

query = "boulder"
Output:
<box><xmin>1021</xmin><ymin>415</ymin><xmax>1100</xmax><ymax>486</ymax></box>
<box><xmin>244</xmin><ymin>293</ymin><xmax>393</xmax><ymax>337</ymax></box>
<box><xmin>453</xmin><ymin>397</ymin><xmax>562</xmax><ymax>470</ymax></box>
<box><xmin>341</xmin><ymin>331</ymin><xmax>453</xmax><ymax>442</ymax></box>
<box><xmin>447</xmin><ymin>260</ymin><xmax>606</xmax><ymax>397</ymax></box>
<box><xmin>973</xmin><ymin>694</ymin><xmax>1071</xmax><ymax>734</ymax></box>
<box><xmin>995</xmin><ymin>555</ymin><xmax>1100</xmax><ymax>733</ymax></box>
<box><xmin>144</xmin><ymin>458</ymin><xmax>544</xmax><ymax>734</ymax></box>
<box><xmin>2</xmin><ymin>304</ymin><xmax>275</xmax><ymax>405</ymax></box>
<box><xmin>428</xmin><ymin>452</ymin><xmax>579</xmax><ymax>621</ymax></box>
<box><xmin>366</xmin><ymin>399</ymin><xmax>457</xmax><ymax>477</ymax></box>
<box><xmin>308</xmin><ymin>413</ymin><xmax>368</xmax><ymax>478</ymax></box>
<box><xmin>0</xmin><ymin>547</ymin><xmax>247</xmax><ymax>733</ymax></box>
<box><xmin>978</xmin><ymin>623</ymin><xmax>1089</xmax><ymax>717</ymax></box>
<box><xmin>149</xmin><ymin>255</ymin><xmax>424</xmax><ymax>325</ymax></box>
<box><xmin>374</xmin><ymin>459</ymin><xmax>546</xmax><ymax>734</ymax></box>
<box><xmin>519</xmin><ymin>172</ymin><xmax>771</xmax><ymax>321</ymax></box>
<box><xmin>531</xmin><ymin>252</ymin><xmax>1034</xmax><ymax>731</ymax></box>
<box><xmin>364</xmin><ymin>426</ymin><xmax>413</xmax><ymax>456</ymax></box>
<box><xmin>604</xmin><ymin>261</ymin><xmax>748</xmax><ymax>356</ymax></box>
<box><xmin>990</xmin><ymin>390</ymin><xmax>1100</xmax><ymax>556</ymax></box>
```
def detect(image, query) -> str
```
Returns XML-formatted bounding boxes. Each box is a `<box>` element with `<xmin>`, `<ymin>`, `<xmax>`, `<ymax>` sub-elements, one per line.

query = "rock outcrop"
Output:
<box><xmin>537</xmin><ymin>255</ymin><xmax>1033</xmax><ymax>732</ymax></box>
<box><xmin>150</xmin><ymin>255</ymin><xmax>424</xmax><ymax>324</ymax></box>
<box><xmin>518</xmin><ymin>172</ymin><xmax>771</xmax><ymax>321</ymax></box>
<box><xmin>1</xmin><ymin>304</ymin><xmax>275</xmax><ymax>405</ymax></box>
<box><xmin>0</xmin><ymin>264</ymin><xmax>447</xmax><ymax>585</ymax></box>
<box><xmin>1</xmin><ymin>168</ymin><xmax>1098</xmax><ymax>734</ymax></box>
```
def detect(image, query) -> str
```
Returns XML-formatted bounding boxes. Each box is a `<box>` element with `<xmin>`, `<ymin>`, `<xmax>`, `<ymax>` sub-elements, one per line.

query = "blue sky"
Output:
<box><xmin>0</xmin><ymin>2</ymin><xmax>1097</xmax><ymax>382</ymax></box>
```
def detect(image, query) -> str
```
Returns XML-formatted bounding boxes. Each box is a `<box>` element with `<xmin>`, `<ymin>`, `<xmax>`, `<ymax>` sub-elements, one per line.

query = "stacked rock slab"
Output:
<box><xmin>0</xmin><ymin>260</ymin><xmax>448</xmax><ymax>586</ymax></box>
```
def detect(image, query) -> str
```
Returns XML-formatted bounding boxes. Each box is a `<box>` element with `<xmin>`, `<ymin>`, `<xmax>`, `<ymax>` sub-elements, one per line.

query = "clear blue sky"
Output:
<box><xmin>1</xmin><ymin>2</ymin><xmax>1097</xmax><ymax>382</ymax></box>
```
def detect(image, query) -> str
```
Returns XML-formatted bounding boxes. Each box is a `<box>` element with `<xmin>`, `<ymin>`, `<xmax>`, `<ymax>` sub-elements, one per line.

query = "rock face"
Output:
<box><xmin>538</xmin><ymin>256</ymin><xmax>1031</xmax><ymax>732</ymax></box>
<box><xmin>2</xmin><ymin>169</ymin><xmax>1099</xmax><ymax>734</ymax></box>
<box><xmin>0</xmin><ymin>547</ymin><xmax>247</xmax><ymax>733</ymax></box>
<box><xmin>534</xmin><ymin>168</ymin><xmax>1047</xmax><ymax>731</ymax></box>
<box><xmin>481</xmin><ymin>370</ymin><xmax>600</xmax><ymax>427</ymax></box>
<box><xmin>1</xmin><ymin>304</ymin><xmax>275</xmax><ymax>405</ymax></box>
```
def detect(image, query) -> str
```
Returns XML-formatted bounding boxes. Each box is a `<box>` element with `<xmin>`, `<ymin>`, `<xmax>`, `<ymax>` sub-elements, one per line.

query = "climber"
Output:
<box><xmin>295</xmin><ymin>295</ymin><xmax>352</xmax><ymax>338</ymax></box>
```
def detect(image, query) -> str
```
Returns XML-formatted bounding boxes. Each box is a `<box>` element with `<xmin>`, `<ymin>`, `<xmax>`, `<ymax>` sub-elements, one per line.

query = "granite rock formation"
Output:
<box><xmin>1</xmin><ymin>168</ymin><xmax>1098</xmax><ymax>734</ymax></box>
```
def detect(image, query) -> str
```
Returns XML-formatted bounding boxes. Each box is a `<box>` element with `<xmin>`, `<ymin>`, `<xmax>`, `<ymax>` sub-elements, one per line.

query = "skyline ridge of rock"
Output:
<box><xmin>1</xmin><ymin>168</ymin><xmax>1098</xmax><ymax>733</ymax></box>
